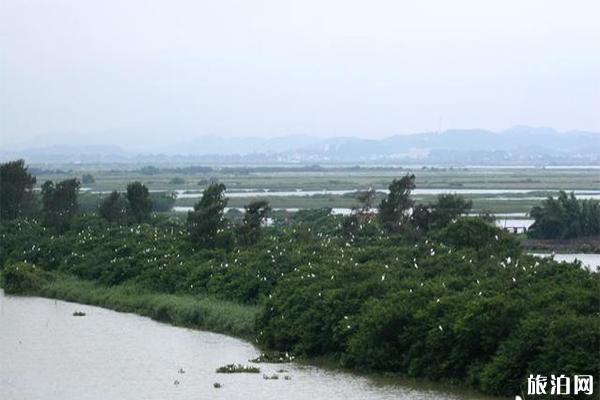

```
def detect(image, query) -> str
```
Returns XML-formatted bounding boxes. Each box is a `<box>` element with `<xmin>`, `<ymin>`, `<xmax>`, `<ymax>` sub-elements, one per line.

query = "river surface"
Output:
<box><xmin>529</xmin><ymin>253</ymin><xmax>600</xmax><ymax>272</ymax></box>
<box><xmin>0</xmin><ymin>290</ymin><xmax>491</xmax><ymax>400</ymax></box>
<box><xmin>174</xmin><ymin>188</ymin><xmax>600</xmax><ymax>199</ymax></box>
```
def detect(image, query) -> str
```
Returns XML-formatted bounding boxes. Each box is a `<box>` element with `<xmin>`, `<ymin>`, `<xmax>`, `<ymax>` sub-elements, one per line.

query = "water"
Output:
<box><xmin>494</xmin><ymin>219</ymin><xmax>534</xmax><ymax>229</ymax></box>
<box><xmin>173</xmin><ymin>206</ymin><xmax>301</xmax><ymax>213</ymax></box>
<box><xmin>174</xmin><ymin>207</ymin><xmax>531</xmax><ymax>223</ymax></box>
<box><xmin>174</xmin><ymin>206</ymin><xmax>349</xmax><ymax>215</ymax></box>
<box><xmin>174</xmin><ymin>189</ymin><xmax>600</xmax><ymax>199</ymax></box>
<box><xmin>0</xmin><ymin>290</ymin><xmax>489</xmax><ymax>400</ymax></box>
<box><xmin>529</xmin><ymin>253</ymin><xmax>600</xmax><ymax>272</ymax></box>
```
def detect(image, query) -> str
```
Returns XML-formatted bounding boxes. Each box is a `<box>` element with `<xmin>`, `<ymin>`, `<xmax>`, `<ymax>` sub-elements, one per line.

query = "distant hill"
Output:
<box><xmin>291</xmin><ymin>127</ymin><xmax>600</xmax><ymax>163</ymax></box>
<box><xmin>1</xmin><ymin>126</ymin><xmax>598</xmax><ymax>165</ymax></box>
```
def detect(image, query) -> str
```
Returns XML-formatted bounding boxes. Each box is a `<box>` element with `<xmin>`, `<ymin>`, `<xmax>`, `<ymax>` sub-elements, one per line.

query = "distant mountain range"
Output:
<box><xmin>2</xmin><ymin>126</ymin><xmax>599</xmax><ymax>166</ymax></box>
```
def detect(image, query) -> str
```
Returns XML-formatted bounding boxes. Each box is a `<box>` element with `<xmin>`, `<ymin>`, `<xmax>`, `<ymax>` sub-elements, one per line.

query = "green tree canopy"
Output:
<box><xmin>126</xmin><ymin>182</ymin><xmax>153</xmax><ymax>223</ymax></box>
<box><xmin>187</xmin><ymin>182</ymin><xmax>228</xmax><ymax>247</ymax></box>
<box><xmin>378</xmin><ymin>174</ymin><xmax>415</xmax><ymax>232</ymax></box>
<box><xmin>413</xmin><ymin>194</ymin><xmax>473</xmax><ymax>232</ymax></box>
<box><xmin>529</xmin><ymin>191</ymin><xmax>600</xmax><ymax>239</ymax></box>
<box><xmin>81</xmin><ymin>173</ymin><xmax>95</xmax><ymax>185</ymax></box>
<box><xmin>41</xmin><ymin>178</ymin><xmax>80</xmax><ymax>232</ymax></box>
<box><xmin>239</xmin><ymin>200</ymin><xmax>271</xmax><ymax>244</ymax></box>
<box><xmin>0</xmin><ymin>159</ymin><xmax>37</xmax><ymax>221</ymax></box>
<box><xmin>98</xmin><ymin>191</ymin><xmax>129</xmax><ymax>224</ymax></box>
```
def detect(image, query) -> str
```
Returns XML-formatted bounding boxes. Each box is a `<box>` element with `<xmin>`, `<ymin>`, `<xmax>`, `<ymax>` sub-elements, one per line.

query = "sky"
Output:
<box><xmin>1</xmin><ymin>0</ymin><xmax>599</xmax><ymax>149</ymax></box>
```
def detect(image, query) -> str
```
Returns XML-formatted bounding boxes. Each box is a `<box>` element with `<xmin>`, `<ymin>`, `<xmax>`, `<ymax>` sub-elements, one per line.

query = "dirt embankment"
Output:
<box><xmin>521</xmin><ymin>236</ymin><xmax>600</xmax><ymax>253</ymax></box>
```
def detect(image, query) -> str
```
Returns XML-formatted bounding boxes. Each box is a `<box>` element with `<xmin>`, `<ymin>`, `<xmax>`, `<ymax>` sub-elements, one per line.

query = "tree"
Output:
<box><xmin>378</xmin><ymin>174</ymin><xmax>415</xmax><ymax>232</ymax></box>
<box><xmin>411</xmin><ymin>203</ymin><xmax>433</xmax><ymax>233</ymax></box>
<box><xmin>343</xmin><ymin>188</ymin><xmax>377</xmax><ymax>237</ymax></box>
<box><xmin>187</xmin><ymin>183</ymin><xmax>228</xmax><ymax>247</ymax></box>
<box><xmin>81</xmin><ymin>173</ymin><xmax>95</xmax><ymax>185</ymax></box>
<box><xmin>0</xmin><ymin>159</ymin><xmax>37</xmax><ymax>221</ymax></box>
<box><xmin>139</xmin><ymin>166</ymin><xmax>160</xmax><ymax>175</ymax></box>
<box><xmin>414</xmin><ymin>194</ymin><xmax>473</xmax><ymax>232</ymax></box>
<box><xmin>169</xmin><ymin>177</ymin><xmax>185</xmax><ymax>185</ymax></box>
<box><xmin>356</xmin><ymin>188</ymin><xmax>377</xmax><ymax>213</ymax></box>
<box><xmin>239</xmin><ymin>200</ymin><xmax>271</xmax><ymax>244</ymax></box>
<box><xmin>98</xmin><ymin>191</ymin><xmax>129</xmax><ymax>224</ymax></box>
<box><xmin>126</xmin><ymin>182</ymin><xmax>152</xmax><ymax>223</ymax></box>
<box><xmin>149</xmin><ymin>192</ymin><xmax>176</xmax><ymax>212</ymax></box>
<box><xmin>41</xmin><ymin>178</ymin><xmax>80</xmax><ymax>232</ymax></box>
<box><xmin>529</xmin><ymin>191</ymin><xmax>600</xmax><ymax>239</ymax></box>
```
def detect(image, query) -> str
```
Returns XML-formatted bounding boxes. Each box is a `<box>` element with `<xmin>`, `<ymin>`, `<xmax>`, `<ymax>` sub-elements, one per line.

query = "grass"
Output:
<box><xmin>33</xmin><ymin>166</ymin><xmax>599</xmax><ymax>215</ymax></box>
<box><xmin>33</xmin><ymin>166</ymin><xmax>600</xmax><ymax>192</ymax></box>
<box><xmin>28</xmin><ymin>274</ymin><xmax>258</xmax><ymax>339</ymax></box>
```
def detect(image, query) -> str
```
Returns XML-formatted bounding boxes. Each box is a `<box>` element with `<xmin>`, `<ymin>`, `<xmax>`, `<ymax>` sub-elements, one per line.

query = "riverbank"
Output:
<box><xmin>2</xmin><ymin>254</ymin><xmax>597</xmax><ymax>399</ymax></box>
<box><xmin>0</xmin><ymin>277</ymin><xmax>504</xmax><ymax>400</ymax></box>
<box><xmin>2</xmin><ymin>272</ymin><xmax>257</xmax><ymax>339</ymax></box>
<box><xmin>2</xmin><ymin>214</ymin><xmax>598</xmax><ymax>398</ymax></box>
<box><xmin>1</xmin><ymin>289</ymin><xmax>502</xmax><ymax>400</ymax></box>
<box><xmin>521</xmin><ymin>236</ymin><xmax>600</xmax><ymax>253</ymax></box>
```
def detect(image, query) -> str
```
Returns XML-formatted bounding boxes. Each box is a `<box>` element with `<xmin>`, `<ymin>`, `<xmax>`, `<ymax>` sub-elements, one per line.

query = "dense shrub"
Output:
<box><xmin>0</xmin><ymin>212</ymin><xmax>597</xmax><ymax>397</ymax></box>
<box><xmin>1</xmin><ymin>262</ymin><xmax>48</xmax><ymax>294</ymax></box>
<box><xmin>529</xmin><ymin>191</ymin><xmax>600</xmax><ymax>239</ymax></box>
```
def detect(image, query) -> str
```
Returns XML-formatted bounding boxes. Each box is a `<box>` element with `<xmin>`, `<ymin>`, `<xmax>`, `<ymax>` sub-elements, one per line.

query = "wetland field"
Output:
<box><xmin>31</xmin><ymin>165</ymin><xmax>600</xmax><ymax>216</ymax></box>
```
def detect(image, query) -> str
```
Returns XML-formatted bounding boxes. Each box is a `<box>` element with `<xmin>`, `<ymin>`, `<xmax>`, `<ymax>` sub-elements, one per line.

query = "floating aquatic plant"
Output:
<box><xmin>216</xmin><ymin>364</ymin><xmax>260</xmax><ymax>373</ymax></box>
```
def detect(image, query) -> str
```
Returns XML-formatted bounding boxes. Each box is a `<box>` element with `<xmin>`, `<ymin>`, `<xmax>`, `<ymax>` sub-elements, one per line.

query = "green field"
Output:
<box><xmin>32</xmin><ymin>165</ymin><xmax>600</xmax><ymax>215</ymax></box>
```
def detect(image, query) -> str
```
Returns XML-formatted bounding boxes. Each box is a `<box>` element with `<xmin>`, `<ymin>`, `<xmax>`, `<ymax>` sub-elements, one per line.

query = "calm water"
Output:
<box><xmin>494</xmin><ymin>219</ymin><xmax>534</xmax><ymax>229</ymax></box>
<box><xmin>0</xmin><ymin>290</ymin><xmax>490</xmax><ymax>400</ymax></box>
<box><xmin>530</xmin><ymin>253</ymin><xmax>600</xmax><ymax>272</ymax></box>
<box><xmin>175</xmin><ymin>189</ymin><xmax>600</xmax><ymax>199</ymax></box>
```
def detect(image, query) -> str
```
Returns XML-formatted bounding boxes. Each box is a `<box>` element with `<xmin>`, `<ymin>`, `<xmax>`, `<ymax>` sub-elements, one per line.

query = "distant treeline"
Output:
<box><xmin>529</xmin><ymin>191</ymin><xmax>600</xmax><ymax>239</ymax></box>
<box><xmin>25</xmin><ymin>164</ymin><xmax>465</xmax><ymax>177</ymax></box>
<box><xmin>0</xmin><ymin>160</ymin><xmax>175</xmax><ymax>228</ymax></box>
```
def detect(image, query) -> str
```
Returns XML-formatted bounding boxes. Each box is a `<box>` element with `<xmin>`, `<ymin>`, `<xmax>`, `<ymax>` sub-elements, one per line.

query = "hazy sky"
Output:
<box><xmin>1</xmin><ymin>0</ymin><xmax>599</xmax><ymax>148</ymax></box>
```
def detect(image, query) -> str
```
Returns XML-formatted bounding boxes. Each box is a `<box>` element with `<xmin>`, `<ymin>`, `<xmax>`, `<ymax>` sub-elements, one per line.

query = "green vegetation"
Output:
<box><xmin>0</xmin><ymin>159</ymin><xmax>37</xmax><ymax>221</ymax></box>
<box><xmin>378</xmin><ymin>174</ymin><xmax>415</xmax><ymax>232</ymax></box>
<box><xmin>529</xmin><ymin>191</ymin><xmax>600</xmax><ymax>239</ymax></box>
<box><xmin>187</xmin><ymin>183</ymin><xmax>228</xmax><ymax>248</ymax></box>
<box><xmin>29</xmin><ymin>164</ymin><xmax>600</xmax><ymax>192</ymax></box>
<box><xmin>239</xmin><ymin>200</ymin><xmax>271</xmax><ymax>245</ymax></box>
<box><xmin>149</xmin><ymin>192</ymin><xmax>176</xmax><ymax>212</ymax></box>
<box><xmin>98</xmin><ymin>185</ymin><xmax>175</xmax><ymax>223</ymax></box>
<box><xmin>216</xmin><ymin>364</ymin><xmax>260</xmax><ymax>373</ymax></box>
<box><xmin>99</xmin><ymin>191</ymin><xmax>130</xmax><ymax>224</ymax></box>
<box><xmin>0</xmin><ymin>262</ymin><xmax>48</xmax><ymax>294</ymax></box>
<box><xmin>250</xmin><ymin>351</ymin><xmax>295</xmax><ymax>363</ymax></box>
<box><xmin>41</xmin><ymin>178</ymin><xmax>80</xmax><ymax>232</ymax></box>
<box><xmin>20</xmin><ymin>163</ymin><xmax>600</xmax><ymax>215</ymax></box>
<box><xmin>1</xmin><ymin>159</ymin><xmax>599</xmax><ymax>398</ymax></box>
<box><xmin>82</xmin><ymin>173</ymin><xmax>95</xmax><ymax>185</ymax></box>
<box><xmin>169</xmin><ymin>177</ymin><xmax>185</xmax><ymax>185</ymax></box>
<box><xmin>413</xmin><ymin>194</ymin><xmax>473</xmax><ymax>232</ymax></box>
<box><xmin>126</xmin><ymin>182</ymin><xmax>153</xmax><ymax>223</ymax></box>
<box><xmin>1</xmin><ymin>268</ymin><xmax>256</xmax><ymax>337</ymax></box>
